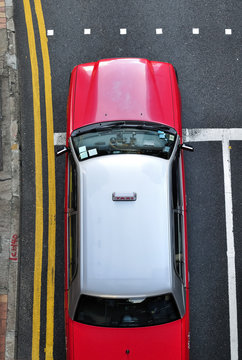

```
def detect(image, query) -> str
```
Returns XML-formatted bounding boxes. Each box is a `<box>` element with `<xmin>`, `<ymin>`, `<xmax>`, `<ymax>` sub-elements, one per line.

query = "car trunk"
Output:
<box><xmin>71</xmin><ymin>318</ymin><xmax>182</xmax><ymax>360</ymax></box>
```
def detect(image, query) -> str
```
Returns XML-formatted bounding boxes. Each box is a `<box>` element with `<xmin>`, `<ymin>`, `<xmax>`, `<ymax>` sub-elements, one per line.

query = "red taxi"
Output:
<box><xmin>57</xmin><ymin>58</ymin><xmax>192</xmax><ymax>360</ymax></box>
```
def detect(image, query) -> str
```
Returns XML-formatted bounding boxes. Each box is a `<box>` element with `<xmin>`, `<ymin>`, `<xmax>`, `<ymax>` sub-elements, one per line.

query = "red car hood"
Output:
<box><xmin>70</xmin><ymin>319</ymin><xmax>182</xmax><ymax>360</ymax></box>
<box><xmin>71</xmin><ymin>58</ymin><xmax>179</xmax><ymax>131</ymax></box>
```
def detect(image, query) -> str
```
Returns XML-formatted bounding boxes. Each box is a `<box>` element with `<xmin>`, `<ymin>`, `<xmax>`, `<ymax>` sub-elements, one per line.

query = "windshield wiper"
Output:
<box><xmin>71</xmin><ymin>120</ymin><xmax>177</xmax><ymax>138</ymax></box>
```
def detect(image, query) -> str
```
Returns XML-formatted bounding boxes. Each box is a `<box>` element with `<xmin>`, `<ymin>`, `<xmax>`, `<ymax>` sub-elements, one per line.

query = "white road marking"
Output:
<box><xmin>156</xmin><ymin>28</ymin><xmax>163</xmax><ymax>35</ymax></box>
<box><xmin>225</xmin><ymin>29</ymin><xmax>232</xmax><ymax>35</ymax></box>
<box><xmin>54</xmin><ymin>128</ymin><xmax>242</xmax><ymax>144</ymax></box>
<box><xmin>84</xmin><ymin>28</ymin><xmax>91</xmax><ymax>35</ymax></box>
<box><xmin>192</xmin><ymin>28</ymin><xmax>199</xmax><ymax>35</ymax></box>
<box><xmin>54</xmin><ymin>127</ymin><xmax>239</xmax><ymax>359</ymax></box>
<box><xmin>46</xmin><ymin>28</ymin><xmax>236</xmax><ymax>37</ymax></box>
<box><xmin>222</xmin><ymin>137</ymin><xmax>238</xmax><ymax>360</ymax></box>
<box><xmin>120</xmin><ymin>28</ymin><xmax>127</xmax><ymax>35</ymax></box>
<box><xmin>183</xmin><ymin>128</ymin><xmax>242</xmax><ymax>142</ymax></box>
<box><xmin>47</xmin><ymin>29</ymin><xmax>54</xmax><ymax>36</ymax></box>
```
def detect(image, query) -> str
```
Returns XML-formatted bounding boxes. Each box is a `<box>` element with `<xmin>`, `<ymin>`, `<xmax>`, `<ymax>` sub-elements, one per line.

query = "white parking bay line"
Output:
<box><xmin>222</xmin><ymin>136</ymin><xmax>238</xmax><ymax>360</ymax></box>
<box><xmin>54</xmin><ymin>127</ymin><xmax>239</xmax><ymax>359</ymax></box>
<box><xmin>183</xmin><ymin>128</ymin><xmax>242</xmax><ymax>142</ymax></box>
<box><xmin>54</xmin><ymin>128</ymin><xmax>242</xmax><ymax>145</ymax></box>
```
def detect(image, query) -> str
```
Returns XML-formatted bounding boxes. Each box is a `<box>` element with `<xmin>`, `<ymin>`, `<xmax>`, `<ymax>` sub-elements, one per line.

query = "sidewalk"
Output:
<box><xmin>0</xmin><ymin>0</ymin><xmax>20</xmax><ymax>359</ymax></box>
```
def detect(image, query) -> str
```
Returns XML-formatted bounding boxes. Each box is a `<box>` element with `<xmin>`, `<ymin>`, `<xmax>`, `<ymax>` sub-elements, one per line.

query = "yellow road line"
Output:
<box><xmin>22</xmin><ymin>0</ymin><xmax>43</xmax><ymax>359</ymax></box>
<box><xmin>33</xmin><ymin>1</ymin><xmax>56</xmax><ymax>359</ymax></box>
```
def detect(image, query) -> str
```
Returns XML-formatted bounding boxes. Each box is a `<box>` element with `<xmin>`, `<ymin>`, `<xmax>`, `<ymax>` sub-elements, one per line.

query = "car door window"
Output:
<box><xmin>68</xmin><ymin>154</ymin><xmax>77</xmax><ymax>283</ymax></box>
<box><xmin>172</xmin><ymin>151</ymin><xmax>185</xmax><ymax>281</ymax></box>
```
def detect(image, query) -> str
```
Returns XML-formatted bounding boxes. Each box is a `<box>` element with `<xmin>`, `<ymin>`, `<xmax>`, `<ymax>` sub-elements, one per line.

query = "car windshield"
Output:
<box><xmin>74</xmin><ymin>294</ymin><xmax>180</xmax><ymax>328</ymax></box>
<box><xmin>71</xmin><ymin>122</ymin><xmax>177</xmax><ymax>161</ymax></box>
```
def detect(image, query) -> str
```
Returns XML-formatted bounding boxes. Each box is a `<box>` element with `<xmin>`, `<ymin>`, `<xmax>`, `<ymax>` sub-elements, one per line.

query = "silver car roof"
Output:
<box><xmin>79</xmin><ymin>154</ymin><xmax>173</xmax><ymax>298</ymax></box>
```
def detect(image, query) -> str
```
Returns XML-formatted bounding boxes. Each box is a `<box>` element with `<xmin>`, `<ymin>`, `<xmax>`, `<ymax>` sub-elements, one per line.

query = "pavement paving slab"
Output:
<box><xmin>0</xmin><ymin>295</ymin><xmax>8</xmax><ymax>360</ymax></box>
<box><xmin>0</xmin><ymin>0</ymin><xmax>20</xmax><ymax>359</ymax></box>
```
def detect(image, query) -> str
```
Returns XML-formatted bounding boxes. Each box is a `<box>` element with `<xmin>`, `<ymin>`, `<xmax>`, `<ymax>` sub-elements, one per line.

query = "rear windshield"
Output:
<box><xmin>74</xmin><ymin>294</ymin><xmax>180</xmax><ymax>328</ymax></box>
<box><xmin>72</xmin><ymin>124</ymin><xmax>177</xmax><ymax>161</ymax></box>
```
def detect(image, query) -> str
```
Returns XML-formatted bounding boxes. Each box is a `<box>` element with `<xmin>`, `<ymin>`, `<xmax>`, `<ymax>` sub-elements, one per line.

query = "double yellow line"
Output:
<box><xmin>23</xmin><ymin>0</ymin><xmax>56</xmax><ymax>359</ymax></box>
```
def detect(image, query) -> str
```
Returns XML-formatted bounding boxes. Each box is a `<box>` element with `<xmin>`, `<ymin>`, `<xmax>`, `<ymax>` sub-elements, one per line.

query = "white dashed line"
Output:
<box><xmin>156</xmin><ymin>28</ymin><xmax>163</xmax><ymax>35</ymax></box>
<box><xmin>47</xmin><ymin>29</ymin><xmax>54</xmax><ymax>36</ymax></box>
<box><xmin>56</xmin><ymin>27</ymin><xmax>238</xmax><ymax>37</ymax></box>
<box><xmin>183</xmin><ymin>128</ymin><xmax>239</xmax><ymax>360</ymax></box>
<box><xmin>120</xmin><ymin>28</ymin><xmax>127</xmax><ymax>35</ymax></box>
<box><xmin>84</xmin><ymin>28</ymin><xmax>91</xmax><ymax>35</ymax></box>
<box><xmin>225</xmin><ymin>28</ymin><xmax>232</xmax><ymax>35</ymax></box>
<box><xmin>192</xmin><ymin>28</ymin><xmax>199</xmax><ymax>35</ymax></box>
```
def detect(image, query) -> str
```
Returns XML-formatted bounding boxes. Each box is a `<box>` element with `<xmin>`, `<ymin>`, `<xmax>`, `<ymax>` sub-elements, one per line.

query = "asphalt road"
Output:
<box><xmin>14</xmin><ymin>0</ymin><xmax>242</xmax><ymax>359</ymax></box>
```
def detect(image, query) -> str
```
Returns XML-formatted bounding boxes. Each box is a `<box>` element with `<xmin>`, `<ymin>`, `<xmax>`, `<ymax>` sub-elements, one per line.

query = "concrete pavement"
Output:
<box><xmin>0</xmin><ymin>0</ymin><xmax>20</xmax><ymax>359</ymax></box>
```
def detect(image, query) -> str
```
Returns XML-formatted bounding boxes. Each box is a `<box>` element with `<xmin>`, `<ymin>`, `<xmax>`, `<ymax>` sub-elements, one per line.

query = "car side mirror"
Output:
<box><xmin>179</xmin><ymin>143</ymin><xmax>194</xmax><ymax>152</ymax></box>
<box><xmin>55</xmin><ymin>146</ymin><xmax>70</xmax><ymax>157</ymax></box>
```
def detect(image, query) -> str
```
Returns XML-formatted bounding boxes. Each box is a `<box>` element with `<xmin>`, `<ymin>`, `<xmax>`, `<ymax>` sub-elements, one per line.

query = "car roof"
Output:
<box><xmin>77</xmin><ymin>154</ymin><xmax>173</xmax><ymax>297</ymax></box>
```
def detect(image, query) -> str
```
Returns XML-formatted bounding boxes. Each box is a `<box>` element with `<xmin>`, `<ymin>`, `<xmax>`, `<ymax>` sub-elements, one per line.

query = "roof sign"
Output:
<box><xmin>112</xmin><ymin>192</ymin><xmax>137</xmax><ymax>201</ymax></box>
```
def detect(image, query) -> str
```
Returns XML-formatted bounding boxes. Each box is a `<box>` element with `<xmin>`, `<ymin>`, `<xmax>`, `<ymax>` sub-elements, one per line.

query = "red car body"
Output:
<box><xmin>64</xmin><ymin>58</ymin><xmax>189</xmax><ymax>360</ymax></box>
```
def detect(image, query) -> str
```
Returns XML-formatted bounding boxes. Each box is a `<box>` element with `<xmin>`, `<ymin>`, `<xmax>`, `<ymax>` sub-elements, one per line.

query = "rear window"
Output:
<box><xmin>71</xmin><ymin>122</ymin><xmax>177</xmax><ymax>162</ymax></box>
<box><xmin>74</xmin><ymin>294</ymin><xmax>180</xmax><ymax>328</ymax></box>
